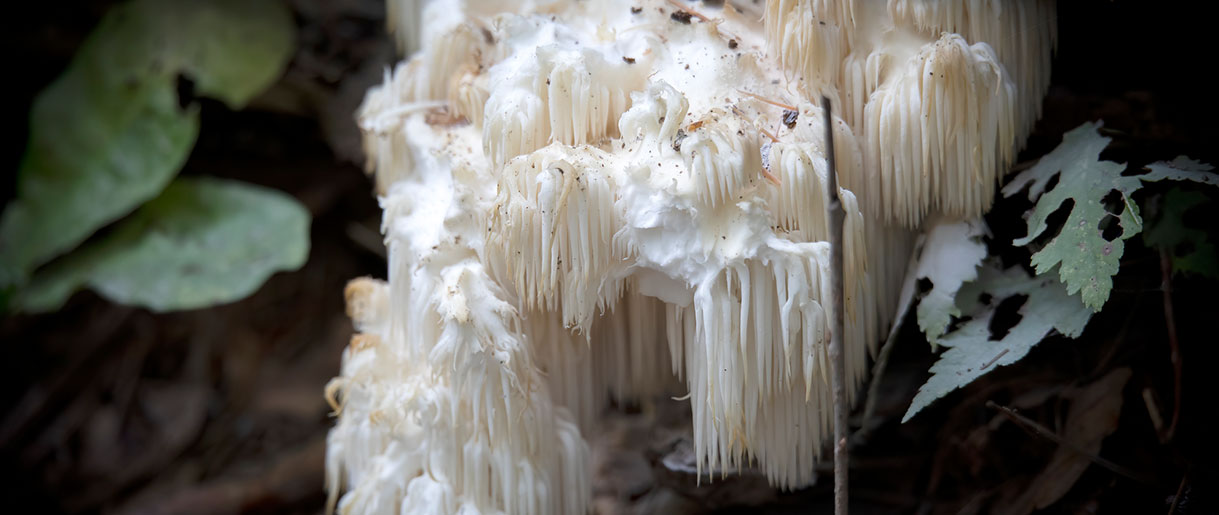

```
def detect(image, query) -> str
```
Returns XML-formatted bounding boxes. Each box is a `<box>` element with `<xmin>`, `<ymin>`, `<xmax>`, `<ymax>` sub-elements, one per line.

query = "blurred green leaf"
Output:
<box><xmin>0</xmin><ymin>0</ymin><xmax>294</xmax><ymax>288</ymax></box>
<box><xmin>1142</xmin><ymin>156</ymin><xmax>1219</xmax><ymax>186</ymax></box>
<box><xmin>18</xmin><ymin>177</ymin><xmax>310</xmax><ymax>313</ymax></box>
<box><xmin>1144</xmin><ymin>188</ymin><xmax>1219</xmax><ymax>279</ymax></box>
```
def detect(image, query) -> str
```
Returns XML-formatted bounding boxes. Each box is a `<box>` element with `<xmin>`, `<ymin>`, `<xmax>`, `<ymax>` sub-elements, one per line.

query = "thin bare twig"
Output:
<box><xmin>980</xmin><ymin>349</ymin><xmax>1009</xmax><ymax>370</ymax></box>
<box><xmin>737</xmin><ymin>89</ymin><xmax>798</xmax><ymax>111</ymax></box>
<box><xmin>726</xmin><ymin>106</ymin><xmax>781</xmax><ymax>186</ymax></box>
<box><xmin>1142</xmin><ymin>387</ymin><xmax>1166</xmax><ymax>439</ymax></box>
<box><xmin>1159</xmin><ymin>249</ymin><xmax>1181</xmax><ymax>440</ymax></box>
<box><xmin>823</xmin><ymin>95</ymin><xmax>849</xmax><ymax>515</ymax></box>
<box><xmin>347</xmin><ymin>220</ymin><xmax>388</xmax><ymax>259</ymax></box>
<box><xmin>0</xmin><ymin>305</ymin><xmax>133</xmax><ymax>447</ymax></box>
<box><xmin>116</xmin><ymin>436</ymin><xmax>327</xmax><ymax>515</ymax></box>
<box><xmin>853</xmin><ymin>323</ymin><xmax>899</xmax><ymax>446</ymax></box>
<box><xmin>854</xmin><ymin>231</ymin><xmax>925</xmax><ymax>445</ymax></box>
<box><xmin>1167</xmin><ymin>472</ymin><xmax>1188</xmax><ymax>515</ymax></box>
<box><xmin>758</xmin><ymin>126</ymin><xmax>780</xmax><ymax>143</ymax></box>
<box><xmin>986</xmin><ymin>401</ymin><xmax>1154</xmax><ymax>485</ymax></box>
<box><xmin>665</xmin><ymin>0</ymin><xmax>710</xmax><ymax>22</ymax></box>
<box><xmin>760</xmin><ymin>166</ymin><xmax>782</xmax><ymax>186</ymax></box>
<box><xmin>665</xmin><ymin>0</ymin><xmax>744</xmax><ymax>45</ymax></box>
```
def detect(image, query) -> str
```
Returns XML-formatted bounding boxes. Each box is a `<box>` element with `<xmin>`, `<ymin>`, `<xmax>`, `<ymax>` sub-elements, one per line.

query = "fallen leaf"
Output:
<box><xmin>997</xmin><ymin>367</ymin><xmax>1132</xmax><ymax>515</ymax></box>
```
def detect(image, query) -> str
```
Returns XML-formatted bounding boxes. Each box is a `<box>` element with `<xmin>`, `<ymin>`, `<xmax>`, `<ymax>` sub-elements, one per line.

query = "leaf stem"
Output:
<box><xmin>1159</xmin><ymin>249</ymin><xmax>1181</xmax><ymax>441</ymax></box>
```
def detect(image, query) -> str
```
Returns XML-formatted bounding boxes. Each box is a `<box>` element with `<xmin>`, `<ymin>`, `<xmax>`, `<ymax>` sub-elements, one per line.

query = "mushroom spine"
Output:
<box><xmin>329</xmin><ymin>1</ymin><xmax>1056</xmax><ymax>512</ymax></box>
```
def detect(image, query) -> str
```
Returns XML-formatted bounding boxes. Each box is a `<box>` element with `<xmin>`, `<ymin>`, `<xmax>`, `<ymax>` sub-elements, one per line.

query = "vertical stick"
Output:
<box><xmin>822</xmin><ymin>97</ymin><xmax>849</xmax><ymax>515</ymax></box>
<box><xmin>1159</xmin><ymin>249</ymin><xmax>1181</xmax><ymax>441</ymax></box>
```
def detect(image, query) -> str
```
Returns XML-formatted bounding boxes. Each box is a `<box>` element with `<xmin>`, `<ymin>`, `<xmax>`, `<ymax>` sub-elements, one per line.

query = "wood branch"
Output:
<box><xmin>823</xmin><ymin>95</ymin><xmax>849</xmax><ymax>515</ymax></box>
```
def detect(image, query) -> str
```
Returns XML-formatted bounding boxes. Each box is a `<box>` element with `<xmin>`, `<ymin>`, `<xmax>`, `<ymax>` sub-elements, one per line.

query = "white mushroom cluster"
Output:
<box><xmin>327</xmin><ymin>1</ymin><xmax>1055</xmax><ymax>513</ymax></box>
<box><xmin>769</xmin><ymin>0</ymin><xmax>1056</xmax><ymax>225</ymax></box>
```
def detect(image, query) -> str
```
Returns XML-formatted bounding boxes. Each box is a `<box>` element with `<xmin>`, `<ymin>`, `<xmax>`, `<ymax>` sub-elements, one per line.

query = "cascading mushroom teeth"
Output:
<box><xmin>886</xmin><ymin>0</ymin><xmax>1058</xmax><ymax>139</ymax></box>
<box><xmin>488</xmin><ymin>143</ymin><xmax>626</xmax><ymax>334</ymax></box>
<box><xmin>764</xmin><ymin>0</ymin><xmax>857</xmax><ymax>90</ymax></box>
<box><xmin>329</xmin><ymin>1</ymin><xmax>1057</xmax><ymax>512</ymax></box>
<box><xmin>861</xmin><ymin>33</ymin><xmax>1016</xmax><ymax>226</ymax></box>
<box><xmin>766</xmin><ymin>0</ymin><xmax>1054</xmax><ymax>227</ymax></box>
<box><xmin>681</xmin><ymin>109</ymin><xmax>766</xmax><ymax>209</ymax></box>
<box><xmin>768</xmin><ymin>102</ymin><xmax>864</xmax><ymax>238</ymax></box>
<box><xmin>483</xmin><ymin>34</ymin><xmax>648</xmax><ymax>169</ymax></box>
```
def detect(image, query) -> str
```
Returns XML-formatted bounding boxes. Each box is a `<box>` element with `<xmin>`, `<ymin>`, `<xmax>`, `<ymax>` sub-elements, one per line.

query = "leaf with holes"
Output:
<box><xmin>1139</xmin><ymin>156</ymin><xmax>1219</xmax><ymax>278</ymax></box>
<box><xmin>16</xmin><ymin>177</ymin><xmax>310</xmax><ymax>313</ymax></box>
<box><xmin>0</xmin><ymin>0</ymin><xmax>294</xmax><ymax>294</ymax></box>
<box><xmin>911</xmin><ymin>217</ymin><xmax>989</xmax><ymax>344</ymax></box>
<box><xmin>902</xmin><ymin>262</ymin><xmax>1093</xmax><ymax>422</ymax></box>
<box><xmin>1143</xmin><ymin>156</ymin><xmax>1219</xmax><ymax>186</ymax></box>
<box><xmin>1002</xmin><ymin>123</ymin><xmax>1218</xmax><ymax>311</ymax></box>
<box><xmin>1144</xmin><ymin>187</ymin><xmax>1219</xmax><ymax>279</ymax></box>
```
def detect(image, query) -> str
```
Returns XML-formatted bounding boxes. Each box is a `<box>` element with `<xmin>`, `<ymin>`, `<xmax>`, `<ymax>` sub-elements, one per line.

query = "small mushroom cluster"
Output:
<box><xmin>326</xmin><ymin>1</ymin><xmax>1055</xmax><ymax>513</ymax></box>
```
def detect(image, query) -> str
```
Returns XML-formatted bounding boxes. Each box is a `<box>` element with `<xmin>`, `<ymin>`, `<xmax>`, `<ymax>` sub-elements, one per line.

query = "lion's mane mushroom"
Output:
<box><xmin>768</xmin><ymin>0</ymin><xmax>1056</xmax><ymax>225</ymax></box>
<box><xmin>328</xmin><ymin>1</ymin><xmax>1056</xmax><ymax>512</ymax></box>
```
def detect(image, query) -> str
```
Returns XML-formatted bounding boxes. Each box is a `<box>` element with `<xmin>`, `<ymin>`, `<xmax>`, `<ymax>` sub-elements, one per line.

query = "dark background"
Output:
<box><xmin>2</xmin><ymin>1</ymin><xmax>1216</xmax><ymax>513</ymax></box>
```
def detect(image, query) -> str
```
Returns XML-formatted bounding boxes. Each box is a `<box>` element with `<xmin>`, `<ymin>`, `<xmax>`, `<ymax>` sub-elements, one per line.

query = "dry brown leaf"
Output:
<box><xmin>997</xmin><ymin>367</ymin><xmax>1131</xmax><ymax>515</ymax></box>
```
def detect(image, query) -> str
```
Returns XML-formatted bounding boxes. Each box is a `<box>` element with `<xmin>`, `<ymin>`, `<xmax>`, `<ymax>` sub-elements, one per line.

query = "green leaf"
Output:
<box><xmin>1000</xmin><ymin>122</ymin><xmax>1138</xmax><ymax>311</ymax></box>
<box><xmin>913</xmin><ymin>218</ymin><xmax>989</xmax><ymax>344</ymax></box>
<box><xmin>0</xmin><ymin>0</ymin><xmax>294</xmax><ymax>286</ymax></box>
<box><xmin>1144</xmin><ymin>188</ymin><xmax>1219</xmax><ymax>279</ymax></box>
<box><xmin>18</xmin><ymin>177</ymin><xmax>310</xmax><ymax>313</ymax></box>
<box><xmin>902</xmin><ymin>263</ymin><xmax>1094</xmax><ymax>422</ymax></box>
<box><xmin>1142</xmin><ymin>156</ymin><xmax>1219</xmax><ymax>186</ymax></box>
<box><xmin>1002</xmin><ymin>123</ymin><xmax>1218</xmax><ymax>311</ymax></box>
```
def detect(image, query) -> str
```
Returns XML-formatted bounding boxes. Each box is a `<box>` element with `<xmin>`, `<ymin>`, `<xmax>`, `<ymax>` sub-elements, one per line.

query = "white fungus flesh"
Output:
<box><xmin>767</xmin><ymin>0</ymin><xmax>1057</xmax><ymax>226</ymax></box>
<box><xmin>328</xmin><ymin>1</ymin><xmax>1055</xmax><ymax>513</ymax></box>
